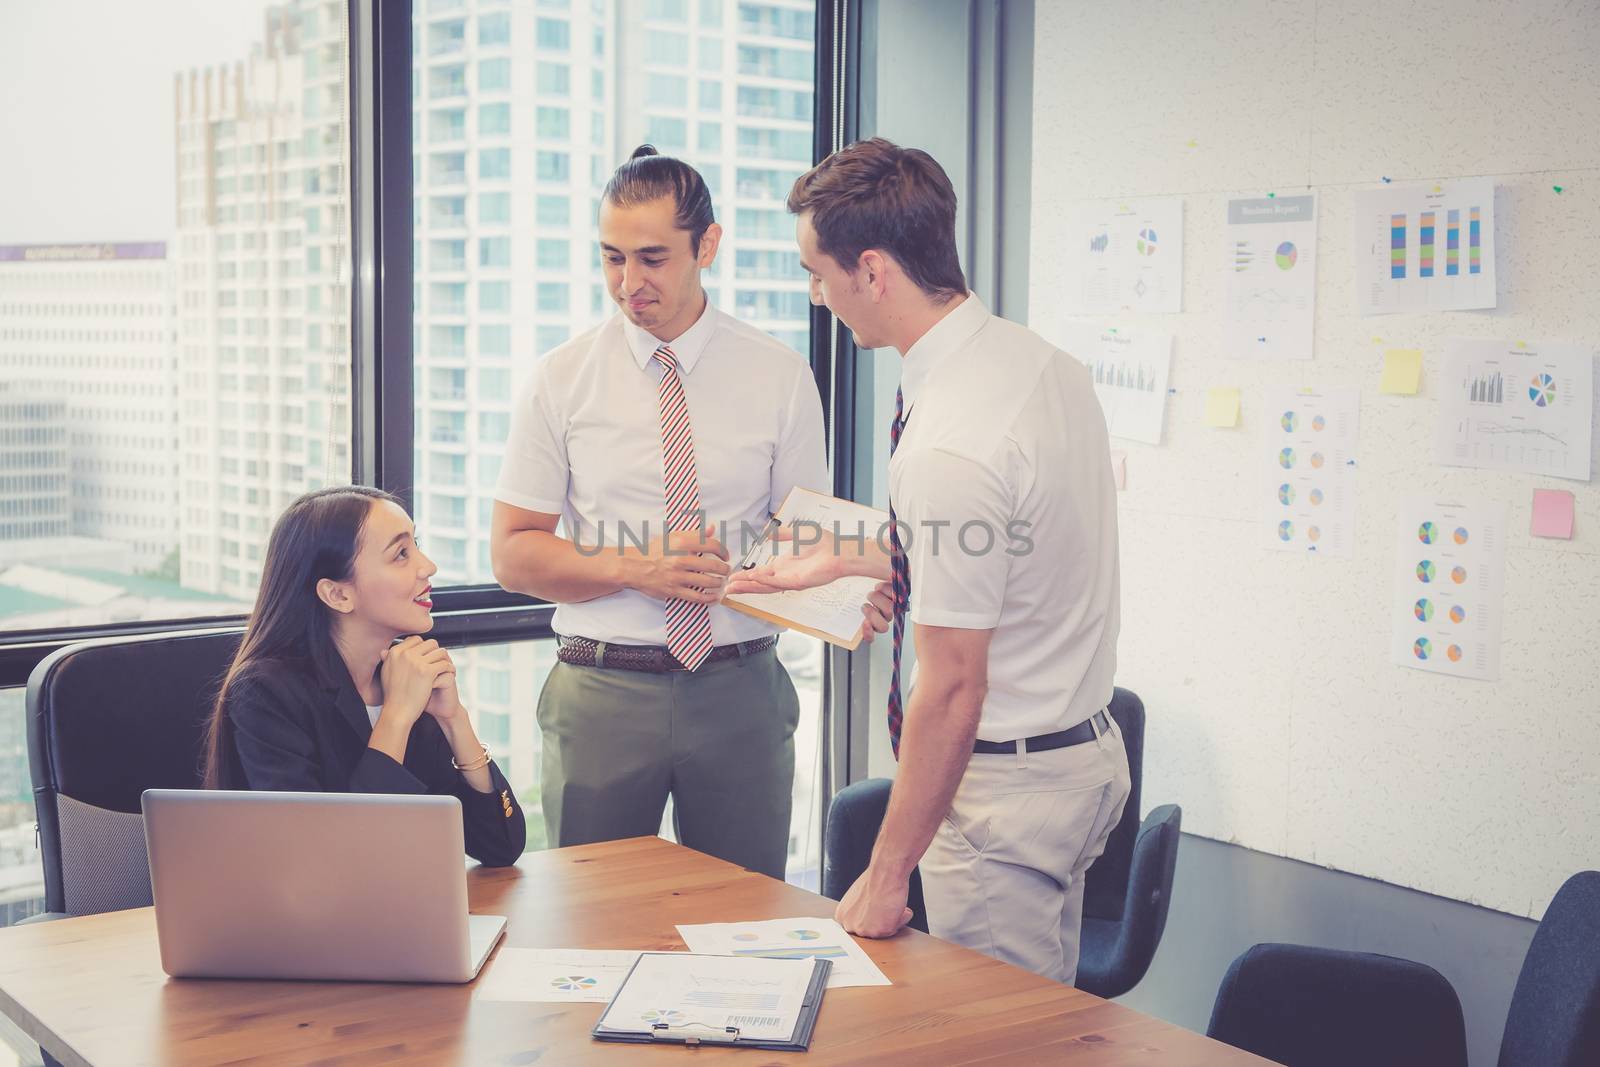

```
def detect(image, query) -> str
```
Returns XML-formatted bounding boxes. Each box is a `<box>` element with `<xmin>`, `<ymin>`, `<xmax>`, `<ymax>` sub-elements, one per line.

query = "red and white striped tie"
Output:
<box><xmin>653</xmin><ymin>344</ymin><xmax>715</xmax><ymax>670</ymax></box>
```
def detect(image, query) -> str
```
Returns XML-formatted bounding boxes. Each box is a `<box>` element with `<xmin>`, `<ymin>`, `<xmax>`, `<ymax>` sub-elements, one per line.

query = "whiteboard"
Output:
<box><xmin>1027</xmin><ymin>0</ymin><xmax>1600</xmax><ymax>919</ymax></box>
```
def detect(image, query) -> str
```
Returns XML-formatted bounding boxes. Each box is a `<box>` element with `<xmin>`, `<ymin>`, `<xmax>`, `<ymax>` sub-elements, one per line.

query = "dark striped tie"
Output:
<box><xmin>887</xmin><ymin>386</ymin><xmax>909</xmax><ymax>758</ymax></box>
<box><xmin>652</xmin><ymin>344</ymin><xmax>715</xmax><ymax>671</ymax></box>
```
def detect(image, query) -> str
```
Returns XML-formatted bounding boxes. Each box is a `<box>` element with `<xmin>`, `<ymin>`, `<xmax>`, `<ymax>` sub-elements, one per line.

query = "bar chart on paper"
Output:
<box><xmin>1434</xmin><ymin>338</ymin><xmax>1595</xmax><ymax>482</ymax></box>
<box><xmin>1055</xmin><ymin>323</ymin><xmax>1174</xmax><ymax>444</ymax></box>
<box><xmin>1354</xmin><ymin>178</ymin><xmax>1496</xmax><ymax>315</ymax></box>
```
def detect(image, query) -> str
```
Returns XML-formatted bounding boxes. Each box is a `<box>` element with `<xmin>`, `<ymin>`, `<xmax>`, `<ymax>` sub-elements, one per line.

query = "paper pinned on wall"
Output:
<box><xmin>1224</xmin><ymin>194</ymin><xmax>1318</xmax><ymax>361</ymax></box>
<box><xmin>1262</xmin><ymin>386</ymin><xmax>1360</xmax><ymax>558</ymax></box>
<box><xmin>1433</xmin><ymin>337</ymin><xmax>1594</xmax><ymax>482</ymax></box>
<box><xmin>1055</xmin><ymin>322</ymin><xmax>1174</xmax><ymax>444</ymax></box>
<box><xmin>1389</xmin><ymin>497</ymin><xmax>1508</xmax><ymax>682</ymax></box>
<box><xmin>1204</xmin><ymin>388</ymin><xmax>1241</xmax><ymax>427</ymax></box>
<box><xmin>1058</xmin><ymin>198</ymin><xmax>1184</xmax><ymax>315</ymax></box>
<box><xmin>1353</xmin><ymin>178</ymin><xmax>1497</xmax><ymax>315</ymax></box>
<box><xmin>1380</xmin><ymin>349</ymin><xmax>1424</xmax><ymax>394</ymax></box>
<box><xmin>1531</xmin><ymin>489</ymin><xmax>1575</xmax><ymax>539</ymax></box>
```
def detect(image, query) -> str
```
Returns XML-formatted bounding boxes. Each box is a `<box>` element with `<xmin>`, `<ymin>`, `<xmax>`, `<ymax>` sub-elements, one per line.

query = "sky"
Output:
<box><xmin>0</xmin><ymin>0</ymin><xmax>274</xmax><ymax>245</ymax></box>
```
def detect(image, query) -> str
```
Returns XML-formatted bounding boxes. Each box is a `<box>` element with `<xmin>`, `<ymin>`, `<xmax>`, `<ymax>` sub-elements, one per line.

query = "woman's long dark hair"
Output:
<box><xmin>202</xmin><ymin>485</ymin><xmax>402</xmax><ymax>788</ymax></box>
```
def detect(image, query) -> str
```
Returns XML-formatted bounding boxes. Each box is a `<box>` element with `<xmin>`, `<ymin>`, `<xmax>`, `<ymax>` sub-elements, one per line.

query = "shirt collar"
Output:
<box><xmin>622</xmin><ymin>296</ymin><xmax>718</xmax><ymax>375</ymax></box>
<box><xmin>899</xmin><ymin>292</ymin><xmax>990</xmax><ymax>413</ymax></box>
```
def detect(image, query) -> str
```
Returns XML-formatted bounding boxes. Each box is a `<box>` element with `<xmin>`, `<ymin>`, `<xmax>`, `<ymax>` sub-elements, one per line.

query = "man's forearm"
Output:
<box><xmin>494</xmin><ymin>528</ymin><xmax>635</xmax><ymax>603</ymax></box>
<box><xmin>868</xmin><ymin>674</ymin><xmax>984</xmax><ymax>883</ymax></box>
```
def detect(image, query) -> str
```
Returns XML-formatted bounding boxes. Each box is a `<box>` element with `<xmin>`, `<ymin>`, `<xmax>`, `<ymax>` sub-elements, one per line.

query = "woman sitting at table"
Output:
<box><xmin>202</xmin><ymin>485</ymin><xmax>526</xmax><ymax>867</ymax></box>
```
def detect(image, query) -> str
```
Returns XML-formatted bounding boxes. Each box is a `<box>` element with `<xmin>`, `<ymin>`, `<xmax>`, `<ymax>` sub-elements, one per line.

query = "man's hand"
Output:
<box><xmin>856</xmin><ymin>580</ymin><xmax>894</xmax><ymax>644</ymax></box>
<box><xmin>835</xmin><ymin>865</ymin><xmax>913</xmax><ymax>939</ymax></box>
<box><xmin>624</xmin><ymin>526</ymin><xmax>730</xmax><ymax>604</ymax></box>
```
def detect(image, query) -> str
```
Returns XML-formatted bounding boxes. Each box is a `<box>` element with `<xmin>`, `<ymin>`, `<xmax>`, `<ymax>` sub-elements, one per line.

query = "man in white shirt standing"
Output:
<box><xmin>489</xmin><ymin>146</ymin><xmax>837</xmax><ymax>879</ymax></box>
<box><xmin>731</xmin><ymin>137</ymin><xmax>1129</xmax><ymax>983</ymax></box>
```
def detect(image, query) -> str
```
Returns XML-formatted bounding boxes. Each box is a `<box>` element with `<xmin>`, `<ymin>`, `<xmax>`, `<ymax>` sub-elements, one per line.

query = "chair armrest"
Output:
<box><xmin>16</xmin><ymin>911</ymin><xmax>69</xmax><ymax>926</ymax></box>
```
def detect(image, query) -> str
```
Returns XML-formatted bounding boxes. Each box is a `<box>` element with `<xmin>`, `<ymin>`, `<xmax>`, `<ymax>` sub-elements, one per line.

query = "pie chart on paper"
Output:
<box><xmin>1275</xmin><ymin>241</ymin><xmax>1298</xmax><ymax>270</ymax></box>
<box><xmin>1137</xmin><ymin>228</ymin><xmax>1159</xmax><ymax>256</ymax></box>
<box><xmin>1528</xmin><ymin>373</ymin><xmax>1556</xmax><ymax>407</ymax></box>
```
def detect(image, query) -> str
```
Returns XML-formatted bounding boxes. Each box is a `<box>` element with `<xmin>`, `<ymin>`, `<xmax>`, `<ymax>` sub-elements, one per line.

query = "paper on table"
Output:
<box><xmin>723</xmin><ymin>488</ymin><xmax>890</xmax><ymax>649</ymax></box>
<box><xmin>675</xmin><ymin>917</ymin><xmax>891</xmax><ymax>989</ymax></box>
<box><xmin>473</xmin><ymin>948</ymin><xmax>650</xmax><ymax>1003</ymax></box>
<box><xmin>1531</xmin><ymin>489</ymin><xmax>1575</xmax><ymax>539</ymax></box>
<box><xmin>1204</xmin><ymin>388</ymin><xmax>1241</xmax><ymax>427</ymax></box>
<box><xmin>1380</xmin><ymin>349</ymin><xmax>1423</xmax><ymax>394</ymax></box>
<box><xmin>597</xmin><ymin>952</ymin><xmax>819</xmax><ymax>1043</ymax></box>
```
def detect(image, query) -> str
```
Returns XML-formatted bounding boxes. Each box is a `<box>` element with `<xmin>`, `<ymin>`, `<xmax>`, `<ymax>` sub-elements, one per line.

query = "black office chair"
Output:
<box><xmin>1076</xmin><ymin>686</ymin><xmax>1182</xmax><ymax>998</ymax></box>
<box><xmin>822</xmin><ymin>777</ymin><xmax>928</xmax><ymax>932</ymax></box>
<box><xmin>1498</xmin><ymin>870</ymin><xmax>1600</xmax><ymax>1067</ymax></box>
<box><xmin>1207</xmin><ymin>943</ymin><xmax>1469</xmax><ymax>1067</ymax></box>
<box><xmin>26</xmin><ymin>630</ymin><xmax>241</xmax><ymax>919</ymax></box>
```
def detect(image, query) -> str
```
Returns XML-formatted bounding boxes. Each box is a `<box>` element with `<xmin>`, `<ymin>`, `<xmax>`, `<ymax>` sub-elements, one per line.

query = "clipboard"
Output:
<box><xmin>591</xmin><ymin>952</ymin><xmax>831</xmax><ymax>1051</ymax></box>
<box><xmin>723</xmin><ymin>488</ymin><xmax>891</xmax><ymax>651</ymax></box>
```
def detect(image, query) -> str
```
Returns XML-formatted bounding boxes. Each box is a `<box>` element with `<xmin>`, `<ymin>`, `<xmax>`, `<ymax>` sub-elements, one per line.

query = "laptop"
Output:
<box><xmin>142</xmin><ymin>789</ymin><xmax>507</xmax><ymax>983</ymax></box>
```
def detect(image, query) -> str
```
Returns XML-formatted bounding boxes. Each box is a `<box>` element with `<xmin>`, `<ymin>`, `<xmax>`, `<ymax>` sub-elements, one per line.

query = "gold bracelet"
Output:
<box><xmin>451</xmin><ymin>743</ymin><xmax>491</xmax><ymax>773</ymax></box>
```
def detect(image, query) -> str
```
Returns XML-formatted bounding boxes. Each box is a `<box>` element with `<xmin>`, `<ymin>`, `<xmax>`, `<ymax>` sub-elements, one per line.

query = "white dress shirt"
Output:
<box><xmin>890</xmin><ymin>294</ymin><xmax>1120</xmax><ymax>741</ymax></box>
<box><xmin>495</xmin><ymin>299</ymin><xmax>829</xmax><ymax>646</ymax></box>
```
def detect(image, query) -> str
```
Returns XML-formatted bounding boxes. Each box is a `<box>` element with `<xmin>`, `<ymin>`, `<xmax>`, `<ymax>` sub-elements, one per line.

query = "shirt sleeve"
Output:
<box><xmin>769</xmin><ymin>363</ymin><xmax>830</xmax><ymax>511</ymax></box>
<box><xmin>494</xmin><ymin>358</ymin><xmax>569</xmax><ymax>516</ymax></box>
<box><xmin>897</xmin><ymin>445</ymin><xmax>1014</xmax><ymax>630</ymax></box>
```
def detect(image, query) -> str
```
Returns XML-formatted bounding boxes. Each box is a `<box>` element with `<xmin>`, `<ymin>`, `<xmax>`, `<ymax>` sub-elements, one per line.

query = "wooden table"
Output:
<box><xmin>0</xmin><ymin>837</ymin><xmax>1274</xmax><ymax>1065</ymax></box>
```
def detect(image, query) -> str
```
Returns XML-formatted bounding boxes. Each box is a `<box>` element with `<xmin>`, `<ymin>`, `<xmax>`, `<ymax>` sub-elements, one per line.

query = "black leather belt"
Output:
<box><xmin>556</xmin><ymin>635</ymin><xmax>777</xmax><ymax>674</ymax></box>
<box><xmin>973</xmin><ymin>709</ymin><xmax>1111</xmax><ymax>755</ymax></box>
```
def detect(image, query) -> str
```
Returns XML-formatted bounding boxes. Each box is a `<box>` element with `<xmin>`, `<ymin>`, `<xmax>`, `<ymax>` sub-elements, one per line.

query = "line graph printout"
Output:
<box><xmin>1225</xmin><ymin>194</ymin><xmax>1318</xmax><ymax>361</ymax></box>
<box><xmin>1353</xmin><ymin>178</ymin><xmax>1496</xmax><ymax>315</ymax></box>
<box><xmin>676</xmin><ymin>917</ymin><xmax>890</xmax><ymax>989</ymax></box>
<box><xmin>1055</xmin><ymin>322</ymin><xmax>1174</xmax><ymax>444</ymax></box>
<box><xmin>1058</xmin><ymin>197</ymin><xmax>1184</xmax><ymax>314</ymax></box>
<box><xmin>1433</xmin><ymin>338</ymin><xmax>1594</xmax><ymax>481</ymax></box>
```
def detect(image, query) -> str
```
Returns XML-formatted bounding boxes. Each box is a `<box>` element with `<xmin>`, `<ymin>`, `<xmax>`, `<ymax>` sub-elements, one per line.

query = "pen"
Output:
<box><xmin>735</xmin><ymin>516</ymin><xmax>783</xmax><ymax>571</ymax></box>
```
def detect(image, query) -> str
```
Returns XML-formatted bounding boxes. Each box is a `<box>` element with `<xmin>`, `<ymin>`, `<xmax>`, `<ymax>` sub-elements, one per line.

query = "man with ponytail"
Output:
<box><xmin>490</xmin><ymin>146</ymin><xmax>863</xmax><ymax>880</ymax></box>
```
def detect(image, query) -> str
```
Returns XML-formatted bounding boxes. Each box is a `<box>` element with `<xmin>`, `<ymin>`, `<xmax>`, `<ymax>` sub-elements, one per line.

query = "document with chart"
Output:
<box><xmin>1225</xmin><ymin>194</ymin><xmax>1318</xmax><ymax>361</ymax></box>
<box><xmin>723</xmin><ymin>488</ymin><xmax>890</xmax><ymax>649</ymax></box>
<box><xmin>1353</xmin><ymin>178</ymin><xmax>1496</xmax><ymax>315</ymax></box>
<box><xmin>1261</xmin><ymin>386</ymin><xmax>1360</xmax><ymax>558</ymax></box>
<box><xmin>1388</xmin><ymin>497</ymin><xmax>1507</xmax><ymax>682</ymax></box>
<box><xmin>593</xmin><ymin>952</ymin><xmax>829</xmax><ymax>1050</ymax></box>
<box><xmin>1433</xmin><ymin>338</ymin><xmax>1594</xmax><ymax>482</ymax></box>
<box><xmin>1055</xmin><ymin>322</ymin><xmax>1173</xmax><ymax>444</ymax></box>
<box><xmin>474</xmin><ymin>949</ymin><xmax>649</xmax><ymax>1004</ymax></box>
<box><xmin>1057</xmin><ymin>197</ymin><xmax>1184</xmax><ymax>314</ymax></box>
<box><xmin>675</xmin><ymin>916</ymin><xmax>891</xmax><ymax>989</ymax></box>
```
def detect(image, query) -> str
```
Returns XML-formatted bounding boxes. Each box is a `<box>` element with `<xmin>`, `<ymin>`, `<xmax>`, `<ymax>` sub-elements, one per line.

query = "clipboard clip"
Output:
<box><xmin>651</xmin><ymin>1022</ymin><xmax>742</xmax><ymax>1045</ymax></box>
<box><xmin>735</xmin><ymin>516</ymin><xmax>782</xmax><ymax>571</ymax></box>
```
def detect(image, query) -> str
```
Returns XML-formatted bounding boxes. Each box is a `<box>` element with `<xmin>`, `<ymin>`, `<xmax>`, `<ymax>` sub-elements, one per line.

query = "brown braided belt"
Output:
<box><xmin>555</xmin><ymin>634</ymin><xmax>778</xmax><ymax>673</ymax></box>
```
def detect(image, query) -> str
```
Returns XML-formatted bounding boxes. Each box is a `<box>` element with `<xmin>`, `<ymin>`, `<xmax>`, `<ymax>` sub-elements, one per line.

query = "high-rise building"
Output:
<box><xmin>0</xmin><ymin>243</ymin><xmax>177</xmax><ymax>572</ymax></box>
<box><xmin>0</xmin><ymin>390</ymin><xmax>70</xmax><ymax>545</ymax></box>
<box><xmin>173</xmin><ymin>2</ymin><xmax>351</xmax><ymax>600</ymax></box>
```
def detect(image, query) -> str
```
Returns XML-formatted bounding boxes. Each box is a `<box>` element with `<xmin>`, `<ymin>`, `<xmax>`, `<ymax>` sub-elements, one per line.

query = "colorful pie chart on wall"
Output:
<box><xmin>1447</xmin><ymin>645</ymin><xmax>1464</xmax><ymax>663</ymax></box>
<box><xmin>1279</xmin><ymin>448</ymin><xmax>1296</xmax><ymax>469</ymax></box>
<box><xmin>1310</xmin><ymin>452</ymin><xmax>1325</xmax><ymax>469</ymax></box>
<box><xmin>1451</xmin><ymin>566</ymin><xmax>1468</xmax><ymax>584</ymax></box>
<box><xmin>1312</xmin><ymin>415</ymin><xmax>1326</xmax><ymax>432</ymax></box>
<box><xmin>1453</xmin><ymin>527</ymin><xmax>1469</xmax><ymax>545</ymax></box>
<box><xmin>1309</xmin><ymin>488</ymin><xmax>1324</xmax><ymax>506</ymax></box>
<box><xmin>1279</xmin><ymin>483</ymin><xmax>1296</xmax><ymax>505</ymax></box>
<box><xmin>1449</xmin><ymin>604</ymin><xmax>1466</xmax><ymax>624</ymax></box>
<box><xmin>1416</xmin><ymin>560</ymin><xmax>1436</xmax><ymax>582</ymax></box>
<box><xmin>1278</xmin><ymin>521</ymin><xmax>1295</xmax><ymax>541</ymax></box>
<box><xmin>1306</xmin><ymin>526</ymin><xmax>1321</xmax><ymax>543</ymax></box>
<box><xmin>1275</xmin><ymin>241</ymin><xmax>1298</xmax><ymax>269</ymax></box>
<box><xmin>1414</xmin><ymin>598</ymin><xmax>1434</xmax><ymax>622</ymax></box>
<box><xmin>1418</xmin><ymin>521</ymin><xmax>1440</xmax><ymax>544</ymax></box>
<box><xmin>1414</xmin><ymin>637</ymin><xmax>1432</xmax><ymax>660</ymax></box>
<box><xmin>1137</xmin><ymin>228</ymin><xmax>1159</xmax><ymax>255</ymax></box>
<box><xmin>1528</xmin><ymin>372</ymin><xmax>1556</xmax><ymax>407</ymax></box>
<box><xmin>1281</xmin><ymin>411</ymin><xmax>1299</xmax><ymax>432</ymax></box>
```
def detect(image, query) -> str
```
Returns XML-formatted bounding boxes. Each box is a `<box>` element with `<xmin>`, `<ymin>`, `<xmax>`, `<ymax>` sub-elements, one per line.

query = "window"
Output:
<box><xmin>536</xmin><ymin>106</ymin><xmax>571</xmax><ymax>140</ymax></box>
<box><xmin>478</xmin><ymin>11</ymin><xmax>511</xmax><ymax>47</ymax></box>
<box><xmin>479</xmin><ymin>58</ymin><xmax>511</xmax><ymax>92</ymax></box>
<box><xmin>404</xmin><ymin>0</ymin><xmax>822</xmax><ymax>886</ymax></box>
<box><xmin>479</xmin><ymin>236</ymin><xmax>511</xmax><ymax>268</ymax></box>
<box><xmin>478</xmin><ymin>148</ymin><xmax>511</xmax><ymax>181</ymax></box>
<box><xmin>536</xmin><ymin>17</ymin><xmax>571</xmax><ymax>51</ymax></box>
<box><xmin>478</xmin><ymin>102</ymin><xmax>511</xmax><ymax>136</ymax></box>
<box><xmin>536</xmin><ymin>62</ymin><xmax>570</xmax><ymax>96</ymax></box>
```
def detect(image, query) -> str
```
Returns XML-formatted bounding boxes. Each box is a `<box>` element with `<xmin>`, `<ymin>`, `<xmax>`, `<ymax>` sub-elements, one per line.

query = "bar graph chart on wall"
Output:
<box><xmin>1434</xmin><ymin>338</ymin><xmax>1595</xmax><ymax>482</ymax></box>
<box><xmin>1356</xmin><ymin>178</ymin><xmax>1495</xmax><ymax>315</ymax></box>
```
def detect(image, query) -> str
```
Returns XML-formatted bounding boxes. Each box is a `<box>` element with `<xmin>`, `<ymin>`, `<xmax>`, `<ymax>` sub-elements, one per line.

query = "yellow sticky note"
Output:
<box><xmin>1204</xmin><ymin>388</ymin><xmax>1241</xmax><ymax>427</ymax></box>
<box><xmin>1380</xmin><ymin>349</ymin><xmax>1423</xmax><ymax>394</ymax></box>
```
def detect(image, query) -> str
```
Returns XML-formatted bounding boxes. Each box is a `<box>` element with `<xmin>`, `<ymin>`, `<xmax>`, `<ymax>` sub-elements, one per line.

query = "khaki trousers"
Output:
<box><xmin>920</xmin><ymin>713</ymin><xmax>1131</xmax><ymax>985</ymax></box>
<box><xmin>536</xmin><ymin>646</ymin><xmax>800</xmax><ymax>880</ymax></box>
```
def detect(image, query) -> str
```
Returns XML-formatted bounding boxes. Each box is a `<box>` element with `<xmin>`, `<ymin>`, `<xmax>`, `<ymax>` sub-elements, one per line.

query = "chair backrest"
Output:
<box><xmin>1207</xmin><ymin>943</ymin><xmax>1468</xmax><ymax>1067</ymax></box>
<box><xmin>1083</xmin><ymin>686</ymin><xmax>1145</xmax><ymax>921</ymax></box>
<box><xmin>1499</xmin><ymin>870</ymin><xmax>1600</xmax><ymax>1067</ymax></box>
<box><xmin>822</xmin><ymin>777</ymin><xmax>928</xmax><ymax>933</ymax></box>
<box><xmin>27</xmin><ymin>629</ymin><xmax>242</xmax><ymax>916</ymax></box>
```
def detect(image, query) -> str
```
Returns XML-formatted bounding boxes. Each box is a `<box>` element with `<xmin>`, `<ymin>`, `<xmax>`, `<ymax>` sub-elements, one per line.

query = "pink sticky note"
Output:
<box><xmin>1531</xmin><ymin>489</ymin><xmax>1574</xmax><ymax>539</ymax></box>
<box><xmin>1110</xmin><ymin>450</ymin><xmax>1127</xmax><ymax>491</ymax></box>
